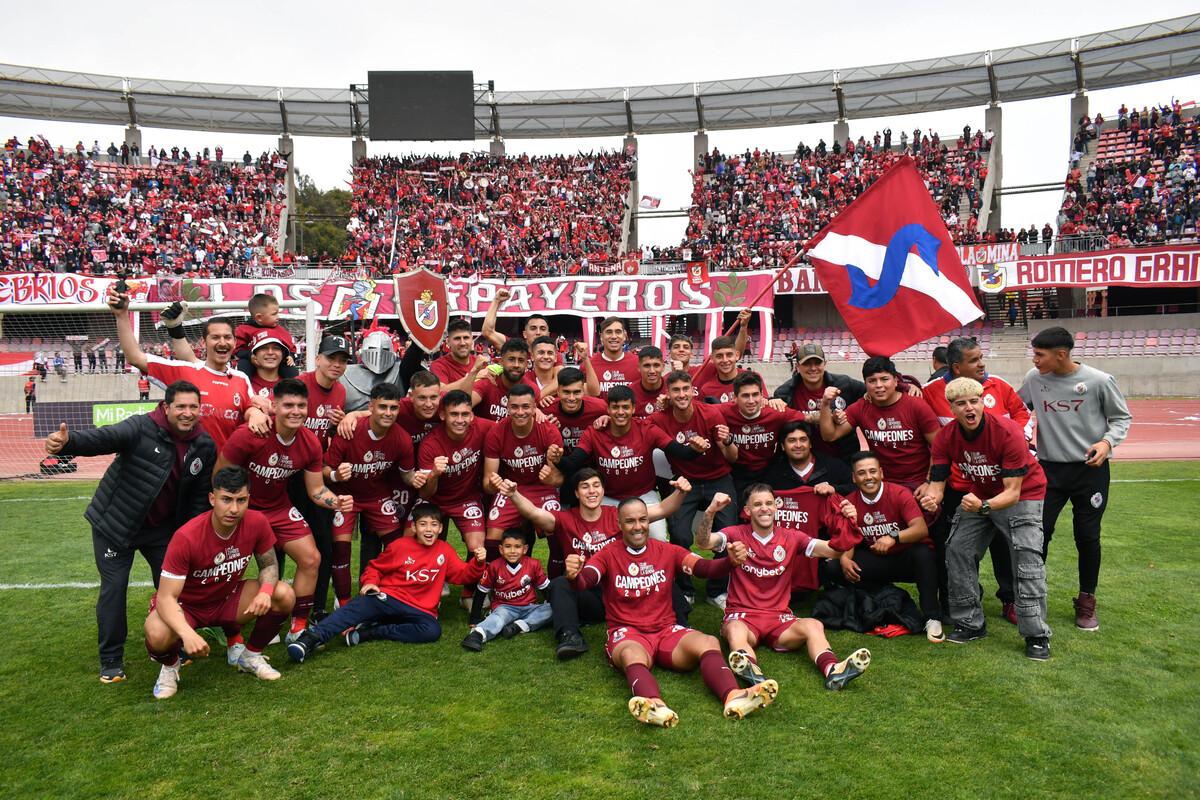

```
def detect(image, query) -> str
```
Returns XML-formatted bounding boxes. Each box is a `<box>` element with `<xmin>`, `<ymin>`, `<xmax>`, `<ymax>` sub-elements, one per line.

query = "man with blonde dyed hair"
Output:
<box><xmin>919</xmin><ymin>378</ymin><xmax>1053</xmax><ymax>661</ymax></box>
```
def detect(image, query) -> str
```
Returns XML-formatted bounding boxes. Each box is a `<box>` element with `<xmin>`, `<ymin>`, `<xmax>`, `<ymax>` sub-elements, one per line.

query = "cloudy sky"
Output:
<box><xmin>3</xmin><ymin>1</ymin><xmax>1197</xmax><ymax>246</ymax></box>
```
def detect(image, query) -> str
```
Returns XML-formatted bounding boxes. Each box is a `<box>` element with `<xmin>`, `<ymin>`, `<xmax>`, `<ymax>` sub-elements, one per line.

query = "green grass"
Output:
<box><xmin>1</xmin><ymin>464</ymin><xmax>1198</xmax><ymax>799</ymax></box>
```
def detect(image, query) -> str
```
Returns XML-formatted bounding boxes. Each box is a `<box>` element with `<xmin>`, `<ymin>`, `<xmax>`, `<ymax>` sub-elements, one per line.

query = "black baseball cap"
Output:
<box><xmin>798</xmin><ymin>342</ymin><xmax>825</xmax><ymax>364</ymax></box>
<box><xmin>318</xmin><ymin>335</ymin><xmax>350</xmax><ymax>357</ymax></box>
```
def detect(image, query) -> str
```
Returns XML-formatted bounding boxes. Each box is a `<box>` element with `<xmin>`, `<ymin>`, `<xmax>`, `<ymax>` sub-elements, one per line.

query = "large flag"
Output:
<box><xmin>805</xmin><ymin>156</ymin><xmax>982</xmax><ymax>357</ymax></box>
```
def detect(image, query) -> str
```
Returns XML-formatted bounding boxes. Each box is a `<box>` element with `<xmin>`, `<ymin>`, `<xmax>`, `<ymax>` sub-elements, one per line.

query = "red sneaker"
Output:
<box><xmin>1002</xmin><ymin>603</ymin><xmax>1018</xmax><ymax>625</ymax></box>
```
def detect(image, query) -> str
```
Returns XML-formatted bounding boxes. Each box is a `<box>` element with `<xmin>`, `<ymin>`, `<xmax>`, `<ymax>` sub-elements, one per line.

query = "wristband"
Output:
<box><xmin>258</xmin><ymin>583</ymin><xmax>274</xmax><ymax>597</ymax></box>
<box><xmin>330</xmin><ymin>471</ymin><xmax>338</xmax><ymax>483</ymax></box>
<box><xmin>167</xmin><ymin>325</ymin><xmax>187</xmax><ymax>340</ymax></box>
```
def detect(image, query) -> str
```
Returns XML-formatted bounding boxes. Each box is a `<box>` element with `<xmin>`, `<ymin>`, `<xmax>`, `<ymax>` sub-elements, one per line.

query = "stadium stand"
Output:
<box><xmin>343</xmin><ymin>151</ymin><xmax>634</xmax><ymax>276</ymax></box>
<box><xmin>0</xmin><ymin>135</ymin><xmax>289</xmax><ymax>276</ymax></box>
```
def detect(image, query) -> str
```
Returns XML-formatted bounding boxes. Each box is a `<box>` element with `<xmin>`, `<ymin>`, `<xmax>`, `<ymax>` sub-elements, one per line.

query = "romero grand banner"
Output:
<box><xmin>977</xmin><ymin>244</ymin><xmax>1200</xmax><ymax>293</ymax></box>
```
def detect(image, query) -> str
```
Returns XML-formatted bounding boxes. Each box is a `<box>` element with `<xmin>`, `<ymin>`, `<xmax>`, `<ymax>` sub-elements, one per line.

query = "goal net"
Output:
<box><xmin>0</xmin><ymin>299</ymin><xmax>316</xmax><ymax>481</ymax></box>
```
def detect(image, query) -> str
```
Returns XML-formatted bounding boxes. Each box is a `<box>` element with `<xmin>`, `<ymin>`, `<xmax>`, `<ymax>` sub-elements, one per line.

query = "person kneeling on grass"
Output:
<box><xmin>565</xmin><ymin>497</ymin><xmax>775</xmax><ymax>728</ymax></box>
<box><xmin>144</xmin><ymin>466</ymin><xmax>295</xmax><ymax>699</ymax></box>
<box><xmin>461</xmin><ymin>528</ymin><xmax>552</xmax><ymax>651</ymax></box>
<box><xmin>696</xmin><ymin>487</ymin><xmax>871</xmax><ymax>693</ymax></box>
<box><xmin>287</xmin><ymin>504</ymin><xmax>485</xmax><ymax>661</ymax></box>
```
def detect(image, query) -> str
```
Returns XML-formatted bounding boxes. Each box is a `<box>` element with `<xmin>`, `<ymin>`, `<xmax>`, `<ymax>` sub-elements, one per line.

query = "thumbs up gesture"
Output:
<box><xmin>45</xmin><ymin>423</ymin><xmax>69</xmax><ymax>455</ymax></box>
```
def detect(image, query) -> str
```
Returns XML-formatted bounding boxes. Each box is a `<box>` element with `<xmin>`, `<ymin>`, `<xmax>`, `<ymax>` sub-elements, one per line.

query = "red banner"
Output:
<box><xmin>978</xmin><ymin>244</ymin><xmax>1200</xmax><ymax>293</ymax></box>
<box><xmin>686</xmin><ymin>261</ymin><xmax>710</xmax><ymax>287</ymax></box>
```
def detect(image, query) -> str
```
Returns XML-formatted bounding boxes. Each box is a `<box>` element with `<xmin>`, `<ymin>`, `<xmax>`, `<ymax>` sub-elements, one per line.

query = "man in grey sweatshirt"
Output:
<box><xmin>1018</xmin><ymin>327</ymin><xmax>1132</xmax><ymax>632</ymax></box>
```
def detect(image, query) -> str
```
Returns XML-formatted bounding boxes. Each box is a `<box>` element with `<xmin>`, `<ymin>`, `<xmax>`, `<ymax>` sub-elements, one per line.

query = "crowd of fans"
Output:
<box><xmin>0</xmin><ymin>135</ymin><xmax>288</xmax><ymax>276</ymax></box>
<box><xmin>343</xmin><ymin>151</ymin><xmax>634</xmax><ymax>277</ymax></box>
<box><xmin>1059</xmin><ymin>103</ymin><xmax>1198</xmax><ymax>249</ymax></box>
<box><xmin>665</xmin><ymin>126</ymin><xmax>992</xmax><ymax>270</ymax></box>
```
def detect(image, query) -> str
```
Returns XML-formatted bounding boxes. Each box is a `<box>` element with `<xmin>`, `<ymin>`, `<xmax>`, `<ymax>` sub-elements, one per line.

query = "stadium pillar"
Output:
<box><xmin>693</xmin><ymin>132</ymin><xmax>708</xmax><ymax>171</ymax></box>
<box><xmin>833</xmin><ymin>120</ymin><xmax>849</xmax><ymax>147</ymax></box>
<box><xmin>278</xmin><ymin>135</ymin><xmax>296</xmax><ymax>254</ymax></box>
<box><xmin>123</xmin><ymin>126</ymin><xmax>141</xmax><ymax>155</ymax></box>
<box><xmin>625</xmin><ymin>134</ymin><xmax>638</xmax><ymax>252</ymax></box>
<box><xmin>1070</xmin><ymin>93</ymin><xmax>1089</xmax><ymax>144</ymax></box>
<box><xmin>351</xmin><ymin>137</ymin><xmax>367</xmax><ymax>164</ymax></box>
<box><xmin>985</xmin><ymin>104</ymin><xmax>1003</xmax><ymax>230</ymax></box>
<box><xmin>489</xmin><ymin>138</ymin><xmax>505</xmax><ymax>156</ymax></box>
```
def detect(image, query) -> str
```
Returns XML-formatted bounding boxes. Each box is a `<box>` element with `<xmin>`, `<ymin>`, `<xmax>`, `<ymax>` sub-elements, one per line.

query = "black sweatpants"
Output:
<box><xmin>821</xmin><ymin>543</ymin><xmax>941</xmax><ymax>620</ymax></box>
<box><xmin>93</xmin><ymin>526</ymin><xmax>172</xmax><ymax>664</ymax></box>
<box><xmin>1040</xmin><ymin>460</ymin><xmax>1109</xmax><ymax>594</ymax></box>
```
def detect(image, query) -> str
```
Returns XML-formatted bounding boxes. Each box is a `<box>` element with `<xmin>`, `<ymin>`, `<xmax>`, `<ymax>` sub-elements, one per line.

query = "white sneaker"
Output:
<box><xmin>706</xmin><ymin>593</ymin><xmax>728</xmax><ymax>610</ymax></box>
<box><xmin>441</xmin><ymin>584</ymin><xmax>452</xmax><ymax>599</ymax></box>
<box><xmin>925</xmin><ymin>618</ymin><xmax>945</xmax><ymax>643</ymax></box>
<box><xmin>284</xmin><ymin>629</ymin><xmax>305</xmax><ymax>646</ymax></box>
<box><xmin>153</xmin><ymin>662</ymin><xmax>181</xmax><ymax>699</ymax></box>
<box><xmin>236</xmin><ymin>651</ymin><xmax>281</xmax><ymax>681</ymax></box>
<box><xmin>226</xmin><ymin>643</ymin><xmax>246</xmax><ymax>665</ymax></box>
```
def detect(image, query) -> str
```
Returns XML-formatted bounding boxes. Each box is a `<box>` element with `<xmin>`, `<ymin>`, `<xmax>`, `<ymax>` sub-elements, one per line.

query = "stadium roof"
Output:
<box><xmin>1</xmin><ymin>15</ymin><xmax>1198</xmax><ymax>140</ymax></box>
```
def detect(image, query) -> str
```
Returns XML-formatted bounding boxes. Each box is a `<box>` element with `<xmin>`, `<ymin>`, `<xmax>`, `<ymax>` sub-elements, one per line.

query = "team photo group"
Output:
<box><xmin>49</xmin><ymin>276</ymin><xmax>1132</xmax><ymax>728</ymax></box>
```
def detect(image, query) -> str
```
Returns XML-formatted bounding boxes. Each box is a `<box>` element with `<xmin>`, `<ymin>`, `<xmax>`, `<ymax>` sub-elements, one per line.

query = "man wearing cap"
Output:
<box><xmin>294</xmin><ymin>335</ymin><xmax>351</xmax><ymax>619</ymax></box>
<box><xmin>772</xmin><ymin>343</ymin><xmax>868</xmax><ymax>464</ymax></box>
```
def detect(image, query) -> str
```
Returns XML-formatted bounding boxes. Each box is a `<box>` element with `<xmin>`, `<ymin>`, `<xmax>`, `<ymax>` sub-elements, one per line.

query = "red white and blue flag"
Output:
<box><xmin>805</xmin><ymin>156</ymin><xmax>982</xmax><ymax>357</ymax></box>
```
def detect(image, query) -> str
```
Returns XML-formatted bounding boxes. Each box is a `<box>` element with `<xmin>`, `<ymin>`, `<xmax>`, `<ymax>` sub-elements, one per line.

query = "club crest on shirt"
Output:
<box><xmin>258</xmin><ymin>388</ymin><xmax>270</xmax><ymax>397</ymax></box>
<box><xmin>1074</xmin><ymin>383</ymin><xmax>1088</xmax><ymax>395</ymax></box>
<box><xmin>543</xmin><ymin>499</ymin><xmax>561</xmax><ymax>511</ymax></box>
<box><xmin>452</xmin><ymin>450</ymin><xmax>463</xmax><ymax>463</ymax></box>
<box><xmin>1091</xmin><ymin>492</ymin><xmax>1104</xmax><ymax>508</ymax></box>
<box><xmin>773</xmin><ymin>545</ymin><xmax>786</xmax><ymax>562</ymax></box>
<box><xmin>189</xmin><ymin>458</ymin><xmax>203</xmax><ymax>475</ymax></box>
<box><xmin>603</xmin><ymin>370</ymin><xmax>613</xmax><ymax>381</ymax></box>
<box><xmin>364</xmin><ymin>451</ymin><xmax>374</xmax><ymax>463</ymax></box>
<box><xmin>316</xmin><ymin>404</ymin><xmax>326</xmax><ymax>418</ymax></box>
<box><xmin>289</xmin><ymin>507</ymin><xmax>304</xmax><ymax>522</ymax></box>
<box><xmin>627</xmin><ymin>563</ymin><xmax>639</xmax><ymax>576</ymax></box>
<box><xmin>741</xmin><ymin>425</ymin><xmax>752</xmax><ymax>434</ymax></box>
<box><xmin>983</xmin><ymin>394</ymin><xmax>997</xmax><ymax>408</ymax></box>
<box><xmin>268</xmin><ymin>453</ymin><xmax>279</xmax><ymax>466</ymax></box>
<box><xmin>676</xmin><ymin>432</ymin><xmax>687</xmax><ymax>443</ymax></box>
<box><xmin>213</xmin><ymin>551</ymin><xmax>226</xmax><ymax>565</ymax></box>
<box><xmin>610</xmin><ymin>446</ymin><xmax>622</xmax><ymax>458</ymax></box>
<box><xmin>877</xmin><ymin>418</ymin><xmax>888</xmax><ymax>430</ymax></box>
<box><xmin>381</xmin><ymin>500</ymin><xmax>397</xmax><ymax>515</ymax></box>
<box><xmin>234</xmin><ymin>394</ymin><xmax>242</xmax><ymax>407</ymax></box>
<box><xmin>520</xmin><ymin>575</ymin><xmax>531</xmax><ymax>587</ymax></box>
<box><xmin>436</xmin><ymin>554</ymin><xmax>445</xmax><ymax>565</ymax></box>
<box><xmin>863</xmin><ymin>512</ymin><xmax>874</xmax><ymax>526</ymax></box>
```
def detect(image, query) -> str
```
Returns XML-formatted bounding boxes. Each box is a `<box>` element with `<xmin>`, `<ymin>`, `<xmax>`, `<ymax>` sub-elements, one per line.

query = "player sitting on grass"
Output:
<box><xmin>287</xmin><ymin>504</ymin><xmax>485</xmax><ymax>661</ymax></box>
<box><xmin>696</xmin><ymin>486</ymin><xmax>872</xmax><ymax>693</ymax></box>
<box><xmin>565</xmin><ymin>497</ymin><xmax>775</xmax><ymax>727</ymax></box>
<box><xmin>143</xmin><ymin>466</ymin><xmax>296</xmax><ymax>699</ymax></box>
<box><xmin>461</xmin><ymin>529</ymin><xmax>552</xmax><ymax>651</ymax></box>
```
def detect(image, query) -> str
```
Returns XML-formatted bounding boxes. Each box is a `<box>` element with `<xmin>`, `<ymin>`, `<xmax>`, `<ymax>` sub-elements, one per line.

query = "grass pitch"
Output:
<box><xmin>1</xmin><ymin>463</ymin><xmax>1198</xmax><ymax>799</ymax></box>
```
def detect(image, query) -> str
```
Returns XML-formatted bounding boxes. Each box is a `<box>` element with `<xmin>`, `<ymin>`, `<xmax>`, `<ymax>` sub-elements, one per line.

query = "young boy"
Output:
<box><xmin>286</xmin><ymin>505</ymin><xmax>485</xmax><ymax>660</ymax></box>
<box><xmin>235</xmin><ymin>293</ymin><xmax>299</xmax><ymax>380</ymax></box>
<box><xmin>461</xmin><ymin>530</ymin><xmax>551</xmax><ymax>651</ymax></box>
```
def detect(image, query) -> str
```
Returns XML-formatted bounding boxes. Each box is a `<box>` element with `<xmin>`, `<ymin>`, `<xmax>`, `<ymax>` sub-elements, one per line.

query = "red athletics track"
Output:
<box><xmin>0</xmin><ymin>398</ymin><xmax>1196</xmax><ymax>481</ymax></box>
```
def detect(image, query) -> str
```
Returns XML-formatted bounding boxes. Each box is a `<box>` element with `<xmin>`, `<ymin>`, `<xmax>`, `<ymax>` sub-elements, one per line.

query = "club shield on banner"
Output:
<box><xmin>393</xmin><ymin>268</ymin><xmax>449</xmax><ymax>354</ymax></box>
<box><xmin>805</xmin><ymin>155</ymin><xmax>983</xmax><ymax>357</ymax></box>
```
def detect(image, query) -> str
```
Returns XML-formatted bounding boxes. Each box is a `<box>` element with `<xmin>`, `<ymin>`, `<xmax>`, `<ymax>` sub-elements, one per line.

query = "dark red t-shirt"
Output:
<box><xmin>159</xmin><ymin>510</ymin><xmax>275</xmax><ymax>608</ymax></box>
<box><xmin>298</xmin><ymin>371</ymin><xmax>347</xmax><ymax>451</ymax></box>
<box><xmin>649</xmin><ymin>401</ymin><xmax>731</xmax><ymax>481</ymax></box>
<box><xmin>844</xmin><ymin>394</ymin><xmax>941</xmax><ymax>486</ymax></box>
<box><xmin>221</xmin><ymin>424</ymin><xmax>322</xmax><ymax>512</ymax></box>
<box><xmin>630</xmin><ymin>380</ymin><xmax>666</xmax><ymax>419</ymax></box>
<box><xmin>394</xmin><ymin>397</ymin><xmax>440</xmax><ymax>446</ymax></box>
<box><xmin>417</xmin><ymin>418</ymin><xmax>495</xmax><ymax>506</ymax></box>
<box><xmin>590</xmin><ymin>351</ymin><xmax>639</xmax><ymax>397</ymax></box>
<box><xmin>543</xmin><ymin>395</ymin><xmax>608</xmax><ymax>452</ymax></box>
<box><xmin>931</xmin><ymin>414</ymin><xmax>1046</xmax><ymax>502</ymax></box>
<box><xmin>483</xmin><ymin>419</ymin><xmax>563</xmax><ymax>488</ymax></box>
<box><xmin>550</xmin><ymin>505</ymin><xmax>621</xmax><ymax>559</ymax></box>
<box><xmin>835</xmin><ymin>482</ymin><xmax>930</xmax><ymax>554</ymax></box>
<box><xmin>576</xmin><ymin>419</ymin><xmax>673</xmax><ymax>497</ymax></box>
<box><xmin>720</xmin><ymin>403</ymin><xmax>804</xmax><ymax>472</ymax></box>
<box><xmin>430</xmin><ymin>354</ymin><xmax>473</xmax><ymax>385</ymax></box>
<box><xmin>323</xmin><ymin>416</ymin><xmax>415</xmax><ymax>501</ymax></box>
<box><xmin>472</xmin><ymin>375</ymin><xmax>539</xmax><ymax>421</ymax></box>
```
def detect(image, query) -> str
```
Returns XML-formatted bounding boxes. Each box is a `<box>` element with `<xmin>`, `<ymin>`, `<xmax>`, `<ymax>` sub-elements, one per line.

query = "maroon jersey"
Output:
<box><xmin>550</xmin><ymin>505</ymin><xmax>621</xmax><ymax>558</ymax></box>
<box><xmin>590</xmin><ymin>351</ymin><xmax>639</xmax><ymax>396</ymax></box>
<box><xmin>429</xmin><ymin>354</ymin><xmax>474</xmax><ymax>385</ymax></box>
<box><xmin>249</xmin><ymin>372</ymin><xmax>280</xmax><ymax>401</ymax></box>
<box><xmin>417</xmin><ymin>418</ymin><xmax>495</xmax><ymax>506</ymax></box>
<box><xmin>579</xmin><ymin>538</ymin><xmax>699</xmax><ymax>633</ymax></box>
<box><xmin>692</xmin><ymin>362</ymin><xmax>742</xmax><ymax>403</ymax></box>
<box><xmin>221</xmin><ymin>424</ymin><xmax>323</xmax><ymax>513</ymax></box>
<box><xmin>359</xmin><ymin>536</ymin><xmax>484</xmax><ymax>618</ymax></box>
<box><xmin>472</xmin><ymin>375</ymin><xmax>539</xmax><ymax>421</ymax></box>
<box><xmin>931</xmin><ymin>414</ymin><xmax>1047</xmax><ymax>502</ymax></box>
<box><xmin>483</xmin><ymin>419</ymin><xmax>563</xmax><ymax>487</ymax></box>
<box><xmin>844</xmin><ymin>394</ymin><xmax>941</xmax><ymax>486</ymax></box>
<box><xmin>298</xmin><ymin>371</ymin><xmax>346</xmax><ymax>450</ymax></box>
<box><xmin>235</xmin><ymin>322</ymin><xmax>296</xmax><ymax>354</ymax></box>
<box><xmin>395</xmin><ymin>397</ymin><xmax>440</xmax><ymax>446</ymax></box>
<box><xmin>323</xmin><ymin>416</ymin><xmax>415</xmax><ymax>501</ymax></box>
<box><xmin>790</xmin><ymin>381</ymin><xmax>845</xmax><ymax>459</ymax></box>
<box><xmin>160</xmin><ymin>510</ymin><xmax>275</xmax><ymax>609</ymax></box>
<box><xmin>143</xmin><ymin>355</ymin><xmax>252</xmax><ymax>450</ymax></box>
<box><xmin>543</xmin><ymin>396</ymin><xmax>607</xmax><ymax>451</ymax></box>
<box><xmin>772</xmin><ymin>486</ymin><xmax>856</xmax><ymax>592</ymax></box>
<box><xmin>478</xmin><ymin>556</ymin><xmax>549</xmax><ymax>608</ymax></box>
<box><xmin>720</xmin><ymin>403</ymin><xmax>804</xmax><ymax>472</ymax></box>
<box><xmin>650</xmin><ymin>402</ymin><xmax>731</xmax><ymax>481</ymax></box>
<box><xmin>838</xmin><ymin>482</ymin><xmax>930</xmax><ymax>554</ymax></box>
<box><xmin>630</xmin><ymin>380</ymin><xmax>666</xmax><ymax>419</ymax></box>
<box><xmin>715</xmin><ymin>524</ymin><xmax>816</xmax><ymax>614</ymax></box>
<box><xmin>576</xmin><ymin>419</ymin><xmax>673</xmax><ymax>497</ymax></box>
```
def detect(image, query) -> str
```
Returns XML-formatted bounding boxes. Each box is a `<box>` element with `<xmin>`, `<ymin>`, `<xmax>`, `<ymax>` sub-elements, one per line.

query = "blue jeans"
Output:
<box><xmin>312</xmin><ymin>592</ymin><xmax>441</xmax><ymax>644</ymax></box>
<box><xmin>946</xmin><ymin>499</ymin><xmax>1051</xmax><ymax>639</ymax></box>
<box><xmin>476</xmin><ymin>602</ymin><xmax>552</xmax><ymax>641</ymax></box>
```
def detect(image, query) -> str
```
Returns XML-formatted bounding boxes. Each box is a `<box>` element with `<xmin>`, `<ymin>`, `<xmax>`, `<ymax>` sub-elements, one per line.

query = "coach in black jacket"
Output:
<box><xmin>45</xmin><ymin>380</ymin><xmax>217</xmax><ymax>683</ymax></box>
<box><xmin>772</xmin><ymin>344</ymin><xmax>867</xmax><ymax>462</ymax></box>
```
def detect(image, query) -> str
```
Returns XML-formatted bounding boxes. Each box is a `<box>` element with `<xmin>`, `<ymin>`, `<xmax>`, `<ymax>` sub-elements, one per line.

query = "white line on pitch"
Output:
<box><xmin>0</xmin><ymin>496</ymin><xmax>93</xmax><ymax>502</ymax></box>
<box><xmin>0</xmin><ymin>581</ymin><xmax>154</xmax><ymax>590</ymax></box>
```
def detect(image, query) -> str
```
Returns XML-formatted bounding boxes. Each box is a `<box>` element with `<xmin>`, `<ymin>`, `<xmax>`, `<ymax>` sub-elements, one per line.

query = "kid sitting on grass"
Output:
<box><xmin>286</xmin><ymin>504</ymin><xmax>485</xmax><ymax>660</ymax></box>
<box><xmin>461</xmin><ymin>529</ymin><xmax>552</xmax><ymax>651</ymax></box>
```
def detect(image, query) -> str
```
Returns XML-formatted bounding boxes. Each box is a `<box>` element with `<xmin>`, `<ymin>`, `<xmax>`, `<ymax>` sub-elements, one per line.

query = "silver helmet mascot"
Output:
<box><xmin>341</xmin><ymin>330</ymin><xmax>402</xmax><ymax>412</ymax></box>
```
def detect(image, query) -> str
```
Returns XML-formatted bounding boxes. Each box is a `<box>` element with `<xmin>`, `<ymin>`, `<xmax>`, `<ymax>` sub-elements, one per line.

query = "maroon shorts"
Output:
<box><xmin>604</xmin><ymin>624</ymin><xmax>695</xmax><ymax>670</ymax></box>
<box><xmin>721</xmin><ymin>610</ymin><xmax>799</xmax><ymax>651</ymax></box>
<box><xmin>439</xmin><ymin>499</ymin><xmax>487</xmax><ymax>538</ymax></box>
<box><xmin>488</xmin><ymin>486</ymin><xmax>560</xmax><ymax>532</ymax></box>
<box><xmin>149</xmin><ymin>586</ymin><xmax>244</xmax><ymax>629</ymax></box>
<box><xmin>263</xmin><ymin>506</ymin><xmax>311</xmax><ymax>544</ymax></box>
<box><xmin>333</xmin><ymin>496</ymin><xmax>401</xmax><ymax>538</ymax></box>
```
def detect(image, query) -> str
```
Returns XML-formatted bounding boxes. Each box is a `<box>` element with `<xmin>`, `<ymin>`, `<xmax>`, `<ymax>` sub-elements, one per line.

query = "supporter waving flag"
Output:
<box><xmin>805</xmin><ymin>156</ymin><xmax>982</xmax><ymax>357</ymax></box>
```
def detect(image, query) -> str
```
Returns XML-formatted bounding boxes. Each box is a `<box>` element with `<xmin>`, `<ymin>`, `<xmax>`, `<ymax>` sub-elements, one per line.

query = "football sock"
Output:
<box><xmin>379</xmin><ymin>531</ymin><xmax>402</xmax><ymax>548</ymax></box>
<box><xmin>546</xmin><ymin>536</ymin><xmax>565</xmax><ymax>579</ymax></box>
<box><xmin>291</xmin><ymin>595</ymin><xmax>314</xmax><ymax>631</ymax></box>
<box><xmin>484</xmin><ymin>539</ymin><xmax>502</xmax><ymax>563</ymax></box>
<box><xmin>700</xmin><ymin>650</ymin><xmax>739</xmax><ymax>702</ymax></box>
<box><xmin>146</xmin><ymin>638</ymin><xmax>181</xmax><ymax>666</ymax></box>
<box><xmin>225</xmin><ymin>631</ymin><xmax>244</xmax><ymax>648</ymax></box>
<box><xmin>816</xmin><ymin>649</ymin><xmax>838</xmax><ymax>677</ymax></box>
<box><xmin>625</xmin><ymin>664</ymin><xmax>661</xmax><ymax>700</ymax></box>
<box><xmin>248</xmin><ymin>608</ymin><xmax>289</xmax><ymax>653</ymax></box>
<box><xmin>332</xmin><ymin>540</ymin><xmax>353</xmax><ymax>605</ymax></box>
